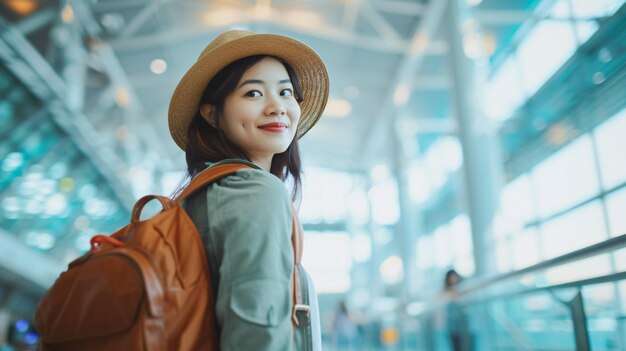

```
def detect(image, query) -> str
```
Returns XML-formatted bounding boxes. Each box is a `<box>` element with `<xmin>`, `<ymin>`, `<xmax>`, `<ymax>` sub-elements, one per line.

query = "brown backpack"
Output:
<box><xmin>35</xmin><ymin>163</ymin><xmax>306</xmax><ymax>350</ymax></box>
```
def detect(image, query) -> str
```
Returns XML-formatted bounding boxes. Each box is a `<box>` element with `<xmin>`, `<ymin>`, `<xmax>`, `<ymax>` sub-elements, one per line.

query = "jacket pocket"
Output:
<box><xmin>230</xmin><ymin>279</ymin><xmax>290</xmax><ymax>326</ymax></box>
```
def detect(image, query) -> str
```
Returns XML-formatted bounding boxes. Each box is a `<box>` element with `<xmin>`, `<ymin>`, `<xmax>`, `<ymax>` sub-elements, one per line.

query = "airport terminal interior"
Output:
<box><xmin>0</xmin><ymin>0</ymin><xmax>625</xmax><ymax>350</ymax></box>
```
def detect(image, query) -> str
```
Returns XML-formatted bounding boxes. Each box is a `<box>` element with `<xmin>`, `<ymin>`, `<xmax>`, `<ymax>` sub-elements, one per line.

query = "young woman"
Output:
<box><xmin>167</xmin><ymin>30</ymin><xmax>329</xmax><ymax>350</ymax></box>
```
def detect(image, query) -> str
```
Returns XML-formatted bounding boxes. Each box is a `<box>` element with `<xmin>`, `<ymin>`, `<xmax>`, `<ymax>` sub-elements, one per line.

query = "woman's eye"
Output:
<box><xmin>245</xmin><ymin>90</ymin><xmax>262</xmax><ymax>97</ymax></box>
<box><xmin>280</xmin><ymin>88</ymin><xmax>294</xmax><ymax>96</ymax></box>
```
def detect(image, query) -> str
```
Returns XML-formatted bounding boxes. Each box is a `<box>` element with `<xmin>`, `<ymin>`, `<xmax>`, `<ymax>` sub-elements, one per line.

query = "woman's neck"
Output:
<box><xmin>248</xmin><ymin>156</ymin><xmax>272</xmax><ymax>172</ymax></box>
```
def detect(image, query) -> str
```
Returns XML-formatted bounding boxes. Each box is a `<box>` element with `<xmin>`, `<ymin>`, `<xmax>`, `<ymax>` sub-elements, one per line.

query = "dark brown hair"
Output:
<box><xmin>182</xmin><ymin>55</ymin><xmax>304</xmax><ymax>201</ymax></box>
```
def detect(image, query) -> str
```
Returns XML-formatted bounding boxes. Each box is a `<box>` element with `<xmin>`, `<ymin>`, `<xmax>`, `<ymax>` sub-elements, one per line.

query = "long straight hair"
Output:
<box><xmin>179</xmin><ymin>55</ymin><xmax>304</xmax><ymax>201</ymax></box>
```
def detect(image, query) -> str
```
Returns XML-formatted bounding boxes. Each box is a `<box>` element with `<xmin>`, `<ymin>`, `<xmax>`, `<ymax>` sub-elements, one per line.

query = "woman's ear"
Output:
<box><xmin>200</xmin><ymin>104</ymin><xmax>217</xmax><ymax>128</ymax></box>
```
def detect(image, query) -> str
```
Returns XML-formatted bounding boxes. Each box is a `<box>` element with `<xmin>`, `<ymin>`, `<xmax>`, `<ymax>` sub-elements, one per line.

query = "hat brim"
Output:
<box><xmin>168</xmin><ymin>33</ymin><xmax>329</xmax><ymax>150</ymax></box>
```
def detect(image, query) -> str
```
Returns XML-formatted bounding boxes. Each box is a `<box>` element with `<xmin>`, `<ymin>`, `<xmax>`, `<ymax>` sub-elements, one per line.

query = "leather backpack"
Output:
<box><xmin>35</xmin><ymin>163</ymin><xmax>308</xmax><ymax>350</ymax></box>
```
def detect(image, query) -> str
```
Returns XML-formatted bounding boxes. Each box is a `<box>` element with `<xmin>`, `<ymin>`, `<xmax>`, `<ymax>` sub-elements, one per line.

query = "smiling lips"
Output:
<box><xmin>258</xmin><ymin>122</ymin><xmax>288</xmax><ymax>133</ymax></box>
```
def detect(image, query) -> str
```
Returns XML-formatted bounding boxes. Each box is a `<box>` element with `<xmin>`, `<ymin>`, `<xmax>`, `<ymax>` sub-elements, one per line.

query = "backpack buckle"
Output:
<box><xmin>292</xmin><ymin>304</ymin><xmax>310</xmax><ymax>326</ymax></box>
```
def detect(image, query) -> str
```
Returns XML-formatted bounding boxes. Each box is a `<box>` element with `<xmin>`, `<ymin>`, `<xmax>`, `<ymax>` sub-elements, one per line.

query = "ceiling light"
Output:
<box><xmin>323</xmin><ymin>98</ymin><xmax>351</xmax><ymax>118</ymax></box>
<box><xmin>204</xmin><ymin>8</ymin><xmax>241</xmax><ymax>27</ymax></box>
<box><xmin>410</xmin><ymin>34</ymin><xmax>428</xmax><ymax>54</ymax></box>
<box><xmin>116</xmin><ymin>125</ymin><xmax>128</xmax><ymax>141</ymax></box>
<box><xmin>254</xmin><ymin>0</ymin><xmax>271</xmax><ymax>20</ymax></box>
<box><xmin>4</xmin><ymin>0</ymin><xmax>38</xmax><ymax>16</ymax></box>
<box><xmin>393</xmin><ymin>84</ymin><xmax>410</xmax><ymax>106</ymax></box>
<box><xmin>25</xmin><ymin>231</ymin><xmax>55</xmax><ymax>250</ymax></box>
<box><xmin>463</xmin><ymin>32</ymin><xmax>484</xmax><ymax>59</ymax></box>
<box><xmin>285</xmin><ymin>10</ymin><xmax>323</xmax><ymax>29</ymax></box>
<box><xmin>150</xmin><ymin>59</ymin><xmax>167</xmax><ymax>74</ymax></box>
<box><xmin>370</xmin><ymin>164</ymin><xmax>390</xmax><ymax>182</ymax></box>
<box><xmin>59</xmin><ymin>177</ymin><xmax>75</xmax><ymax>193</ymax></box>
<box><xmin>75</xmin><ymin>230</ymin><xmax>96</xmax><ymax>252</ymax></box>
<box><xmin>114</xmin><ymin>86</ymin><xmax>130</xmax><ymax>108</ymax></box>
<box><xmin>1</xmin><ymin>152</ymin><xmax>23</xmax><ymax>172</ymax></box>
<box><xmin>352</xmin><ymin>234</ymin><xmax>372</xmax><ymax>263</ymax></box>
<box><xmin>380</xmin><ymin>255</ymin><xmax>404</xmax><ymax>285</ymax></box>
<box><xmin>78</xmin><ymin>184</ymin><xmax>97</xmax><ymax>200</ymax></box>
<box><xmin>61</xmin><ymin>3</ymin><xmax>74</xmax><ymax>24</ymax></box>
<box><xmin>484</xmin><ymin>32</ymin><xmax>497</xmax><ymax>56</ymax></box>
<box><xmin>45</xmin><ymin>193</ymin><xmax>68</xmax><ymax>216</ymax></box>
<box><xmin>74</xmin><ymin>215</ymin><xmax>90</xmax><ymax>230</ymax></box>
<box><xmin>592</xmin><ymin>72</ymin><xmax>606</xmax><ymax>85</ymax></box>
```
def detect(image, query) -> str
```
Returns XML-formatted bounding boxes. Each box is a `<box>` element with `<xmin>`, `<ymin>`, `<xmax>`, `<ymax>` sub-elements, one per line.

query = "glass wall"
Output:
<box><xmin>0</xmin><ymin>64</ymin><xmax>129</xmax><ymax>264</ymax></box>
<box><xmin>409</xmin><ymin>1</ymin><xmax>626</xmax><ymax>349</ymax></box>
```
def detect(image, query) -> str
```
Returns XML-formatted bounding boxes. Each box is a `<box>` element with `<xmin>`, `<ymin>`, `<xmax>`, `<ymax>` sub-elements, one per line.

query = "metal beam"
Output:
<box><xmin>0</xmin><ymin>229</ymin><xmax>64</xmax><ymax>290</ymax></box>
<box><xmin>118</xmin><ymin>1</ymin><xmax>163</xmax><ymax>39</ymax></box>
<box><xmin>360</xmin><ymin>0</ymin><xmax>402</xmax><ymax>42</ymax></box>
<box><xmin>14</xmin><ymin>7</ymin><xmax>55</xmax><ymax>36</ymax></box>
<box><xmin>341</xmin><ymin>0</ymin><xmax>360</xmax><ymax>32</ymax></box>
<box><xmin>569</xmin><ymin>291</ymin><xmax>592</xmax><ymax>351</ymax></box>
<box><xmin>110</xmin><ymin>20</ymin><xmax>447</xmax><ymax>56</ymax></box>
<box><xmin>92</xmin><ymin>0</ymin><xmax>153</xmax><ymax>13</ymax></box>
<box><xmin>413</xmin><ymin>75</ymin><xmax>450</xmax><ymax>90</ymax></box>
<box><xmin>0</xmin><ymin>16</ymin><xmax>136</xmax><ymax>210</ymax></box>
<box><xmin>355</xmin><ymin>0</ymin><xmax>449</xmax><ymax>166</ymax></box>
<box><xmin>371</xmin><ymin>0</ymin><xmax>425</xmax><ymax>16</ymax></box>
<box><xmin>474</xmin><ymin>9</ymin><xmax>538</xmax><ymax>24</ymax></box>
<box><xmin>446</xmin><ymin>0</ymin><xmax>503</xmax><ymax>276</ymax></box>
<box><xmin>72</xmin><ymin>0</ymin><xmax>172</xmax><ymax>162</ymax></box>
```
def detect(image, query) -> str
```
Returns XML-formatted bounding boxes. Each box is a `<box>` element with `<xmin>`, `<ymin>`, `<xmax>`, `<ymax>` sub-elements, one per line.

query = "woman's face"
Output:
<box><xmin>220</xmin><ymin>57</ymin><xmax>301</xmax><ymax>167</ymax></box>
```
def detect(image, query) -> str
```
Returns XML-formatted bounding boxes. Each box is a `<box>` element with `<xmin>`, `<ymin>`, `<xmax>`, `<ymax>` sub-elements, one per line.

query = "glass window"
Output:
<box><xmin>619</xmin><ymin>282</ymin><xmax>626</xmax><ymax>313</ymax></box>
<box><xmin>368</xmin><ymin>178</ymin><xmax>400</xmax><ymax>225</ymax></box>
<box><xmin>532</xmin><ymin>135</ymin><xmax>601</xmax><ymax>218</ymax></box>
<box><xmin>495</xmin><ymin>238</ymin><xmax>512</xmax><ymax>273</ymax></box>
<box><xmin>300</xmin><ymin>167</ymin><xmax>354</xmax><ymax>223</ymax></box>
<box><xmin>594</xmin><ymin>107</ymin><xmax>626</xmax><ymax>190</ymax></box>
<box><xmin>448</xmin><ymin>214</ymin><xmax>475</xmax><ymax>276</ymax></box>
<box><xmin>501</xmin><ymin>174</ymin><xmax>536</xmax><ymax>229</ymax></box>
<box><xmin>512</xmin><ymin>227</ymin><xmax>541</xmax><ymax>269</ymax></box>
<box><xmin>450</xmin><ymin>214</ymin><xmax>473</xmax><ymax>258</ymax></box>
<box><xmin>302</xmin><ymin>231</ymin><xmax>352</xmax><ymax>293</ymax></box>
<box><xmin>540</xmin><ymin>200</ymin><xmax>607</xmax><ymax>259</ymax></box>
<box><xmin>433</xmin><ymin>224</ymin><xmax>452</xmax><ymax>268</ymax></box>
<box><xmin>423</xmin><ymin>142</ymin><xmax>450</xmax><ymax>193</ymax></box>
<box><xmin>614</xmin><ymin>248</ymin><xmax>626</xmax><ymax>271</ymax></box>
<box><xmin>486</xmin><ymin>54</ymin><xmax>526</xmax><ymax>121</ymax></box>
<box><xmin>605</xmin><ymin>186</ymin><xmax>626</xmax><ymax>237</ymax></box>
<box><xmin>416</xmin><ymin>235</ymin><xmax>434</xmax><ymax>270</ymax></box>
<box><xmin>517</xmin><ymin>20</ymin><xmax>577</xmax><ymax>96</ymax></box>
<box><xmin>408</xmin><ymin>162</ymin><xmax>431</xmax><ymax>205</ymax></box>
<box><xmin>583</xmin><ymin>283</ymin><xmax>616</xmax><ymax>305</ymax></box>
<box><xmin>571</xmin><ymin>0</ymin><xmax>625</xmax><ymax>47</ymax></box>
<box><xmin>545</xmin><ymin>255</ymin><xmax>612</xmax><ymax>285</ymax></box>
<box><xmin>571</xmin><ymin>0</ymin><xmax>624</xmax><ymax>17</ymax></box>
<box><xmin>455</xmin><ymin>254</ymin><xmax>475</xmax><ymax>277</ymax></box>
<box><xmin>575</xmin><ymin>21</ymin><xmax>599</xmax><ymax>44</ymax></box>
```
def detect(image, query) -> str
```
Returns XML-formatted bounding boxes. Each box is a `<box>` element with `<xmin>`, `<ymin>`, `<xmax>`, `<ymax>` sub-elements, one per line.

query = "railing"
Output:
<box><xmin>405</xmin><ymin>233</ymin><xmax>626</xmax><ymax>351</ymax></box>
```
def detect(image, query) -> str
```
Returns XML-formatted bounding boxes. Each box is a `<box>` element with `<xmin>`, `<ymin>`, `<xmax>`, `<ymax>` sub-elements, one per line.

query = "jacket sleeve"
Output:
<box><xmin>206</xmin><ymin>169</ymin><xmax>295</xmax><ymax>351</ymax></box>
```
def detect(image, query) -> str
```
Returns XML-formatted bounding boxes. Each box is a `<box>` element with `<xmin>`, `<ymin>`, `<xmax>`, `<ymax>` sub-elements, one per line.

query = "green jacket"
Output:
<box><xmin>183</xmin><ymin>159</ymin><xmax>297</xmax><ymax>350</ymax></box>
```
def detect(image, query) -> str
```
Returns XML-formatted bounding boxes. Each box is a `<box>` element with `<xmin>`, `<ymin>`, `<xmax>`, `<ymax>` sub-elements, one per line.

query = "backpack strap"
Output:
<box><xmin>291</xmin><ymin>204</ymin><xmax>308</xmax><ymax>327</ymax></box>
<box><xmin>176</xmin><ymin>163</ymin><xmax>306</xmax><ymax>328</ymax></box>
<box><xmin>175</xmin><ymin>163</ymin><xmax>252</xmax><ymax>202</ymax></box>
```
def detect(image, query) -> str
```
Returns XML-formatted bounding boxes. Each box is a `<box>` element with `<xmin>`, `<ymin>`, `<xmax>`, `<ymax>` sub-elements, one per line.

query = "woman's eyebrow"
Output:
<box><xmin>238</xmin><ymin>79</ymin><xmax>292</xmax><ymax>88</ymax></box>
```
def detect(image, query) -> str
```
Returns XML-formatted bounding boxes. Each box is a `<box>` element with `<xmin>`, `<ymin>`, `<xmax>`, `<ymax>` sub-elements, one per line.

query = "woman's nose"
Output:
<box><xmin>264</xmin><ymin>95</ymin><xmax>286</xmax><ymax>116</ymax></box>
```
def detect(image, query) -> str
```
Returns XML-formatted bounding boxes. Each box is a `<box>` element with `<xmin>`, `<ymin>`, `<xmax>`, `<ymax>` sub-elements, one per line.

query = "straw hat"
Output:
<box><xmin>168</xmin><ymin>30</ymin><xmax>330</xmax><ymax>150</ymax></box>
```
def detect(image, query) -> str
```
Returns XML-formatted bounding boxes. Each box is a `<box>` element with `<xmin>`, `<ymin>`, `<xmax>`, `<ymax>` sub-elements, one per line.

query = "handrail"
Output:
<box><xmin>460</xmin><ymin>271</ymin><xmax>626</xmax><ymax>306</ymax></box>
<box><xmin>457</xmin><ymin>233</ymin><xmax>626</xmax><ymax>297</ymax></box>
<box><xmin>406</xmin><ymin>233</ymin><xmax>626</xmax><ymax>316</ymax></box>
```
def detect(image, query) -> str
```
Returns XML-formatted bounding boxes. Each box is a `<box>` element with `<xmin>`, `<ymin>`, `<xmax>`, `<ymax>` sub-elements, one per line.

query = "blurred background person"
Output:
<box><xmin>444</xmin><ymin>269</ymin><xmax>473</xmax><ymax>351</ymax></box>
<box><xmin>333</xmin><ymin>300</ymin><xmax>358</xmax><ymax>350</ymax></box>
